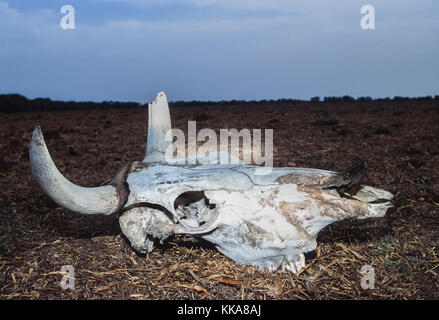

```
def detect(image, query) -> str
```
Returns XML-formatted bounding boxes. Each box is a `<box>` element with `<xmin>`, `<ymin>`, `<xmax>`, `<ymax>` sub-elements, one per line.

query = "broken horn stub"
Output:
<box><xmin>144</xmin><ymin>91</ymin><xmax>172</xmax><ymax>163</ymax></box>
<box><xmin>29</xmin><ymin>125</ymin><xmax>124</xmax><ymax>215</ymax></box>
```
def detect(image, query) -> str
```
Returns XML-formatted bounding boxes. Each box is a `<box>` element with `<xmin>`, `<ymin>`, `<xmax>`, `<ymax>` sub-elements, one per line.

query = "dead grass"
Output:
<box><xmin>0</xmin><ymin>100</ymin><xmax>438</xmax><ymax>299</ymax></box>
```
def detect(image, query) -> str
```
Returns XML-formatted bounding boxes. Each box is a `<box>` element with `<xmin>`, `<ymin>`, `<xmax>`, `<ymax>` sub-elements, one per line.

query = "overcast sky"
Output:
<box><xmin>0</xmin><ymin>0</ymin><xmax>438</xmax><ymax>102</ymax></box>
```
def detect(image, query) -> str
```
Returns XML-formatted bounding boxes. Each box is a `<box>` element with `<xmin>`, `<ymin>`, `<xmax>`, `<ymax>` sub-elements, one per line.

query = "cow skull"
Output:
<box><xmin>29</xmin><ymin>92</ymin><xmax>393</xmax><ymax>273</ymax></box>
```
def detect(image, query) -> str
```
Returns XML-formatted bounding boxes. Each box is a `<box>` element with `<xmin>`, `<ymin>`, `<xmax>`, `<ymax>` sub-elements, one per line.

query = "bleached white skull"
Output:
<box><xmin>29</xmin><ymin>92</ymin><xmax>393</xmax><ymax>273</ymax></box>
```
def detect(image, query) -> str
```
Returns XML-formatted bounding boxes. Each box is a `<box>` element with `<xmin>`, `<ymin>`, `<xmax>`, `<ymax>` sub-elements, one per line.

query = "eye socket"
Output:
<box><xmin>174</xmin><ymin>191</ymin><xmax>206</xmax><ymax>209</ymax></box>
<box><xmin>174</xmin><ymin>191</ymin><xmax>217</xmax><ymax>228</ymax></box>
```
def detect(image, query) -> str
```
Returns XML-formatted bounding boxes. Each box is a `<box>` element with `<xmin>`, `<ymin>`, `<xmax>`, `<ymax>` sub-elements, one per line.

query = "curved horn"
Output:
<box><xmin>29</xmin><ymin>126</ymin><xmax>123</xmax><ymax>215</ymax></box>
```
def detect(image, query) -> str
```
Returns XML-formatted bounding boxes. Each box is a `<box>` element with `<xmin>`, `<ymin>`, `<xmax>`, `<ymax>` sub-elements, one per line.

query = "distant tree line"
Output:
<box><xmin>169</xmin><ymin>98</ymin><xmax>307</xmax><ymax>108</ymax></box>
<box><xmin>312</xmin><ymin>95</ymin><xmax>439</xmax><ymax>103</ymax></box>
<box><xmin>0</xmin><ymin>93</ymin><xmax>438</xmax><ymax>113</ymax></box>
<box><xmin>0</xmin><ymin>94</ymin><xmax>141</xmax><ymax>113</ymax></box>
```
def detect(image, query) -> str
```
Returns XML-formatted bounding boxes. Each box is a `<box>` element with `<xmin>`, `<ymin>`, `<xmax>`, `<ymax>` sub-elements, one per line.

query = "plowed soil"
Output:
<box><xmin>0</xmin><ymin>100</ymin><xmax>438</xmax><ymax>299</ymax></box>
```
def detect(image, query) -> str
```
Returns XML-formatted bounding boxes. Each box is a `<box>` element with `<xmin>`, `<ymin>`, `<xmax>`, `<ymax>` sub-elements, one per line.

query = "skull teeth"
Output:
<box><xmin>282</xmin><ymin>254</ymin><xmax>306</xmax><ymax>273</ymax></box>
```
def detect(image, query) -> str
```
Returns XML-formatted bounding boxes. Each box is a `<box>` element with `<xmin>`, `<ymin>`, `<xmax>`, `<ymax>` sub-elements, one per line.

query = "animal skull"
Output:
<box><xmin>29</xmin><ymin>92</ymin><xmax>393</xmax><ymax>273</ymax></box>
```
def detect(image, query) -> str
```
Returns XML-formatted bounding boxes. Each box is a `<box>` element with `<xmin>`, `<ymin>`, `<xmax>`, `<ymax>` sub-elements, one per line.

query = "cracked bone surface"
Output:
<box><xmin>30</xmin><ymin>91</ymin><xmax>393</xmax><ymax>273</ymax></box>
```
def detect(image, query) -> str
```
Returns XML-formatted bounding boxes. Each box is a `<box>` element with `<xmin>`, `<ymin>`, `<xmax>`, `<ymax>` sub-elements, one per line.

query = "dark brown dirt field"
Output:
<box><xmin>0</xmin><ymin>100</ymin><xmax>438</xmax><ymax>299</ymax></box>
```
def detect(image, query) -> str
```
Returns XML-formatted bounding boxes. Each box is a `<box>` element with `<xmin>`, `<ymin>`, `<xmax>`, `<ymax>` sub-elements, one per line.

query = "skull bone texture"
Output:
<box><xmin>29</xmin><ymin>92</ymin><xmax>393</xmax><ymax>273</ymax></box>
